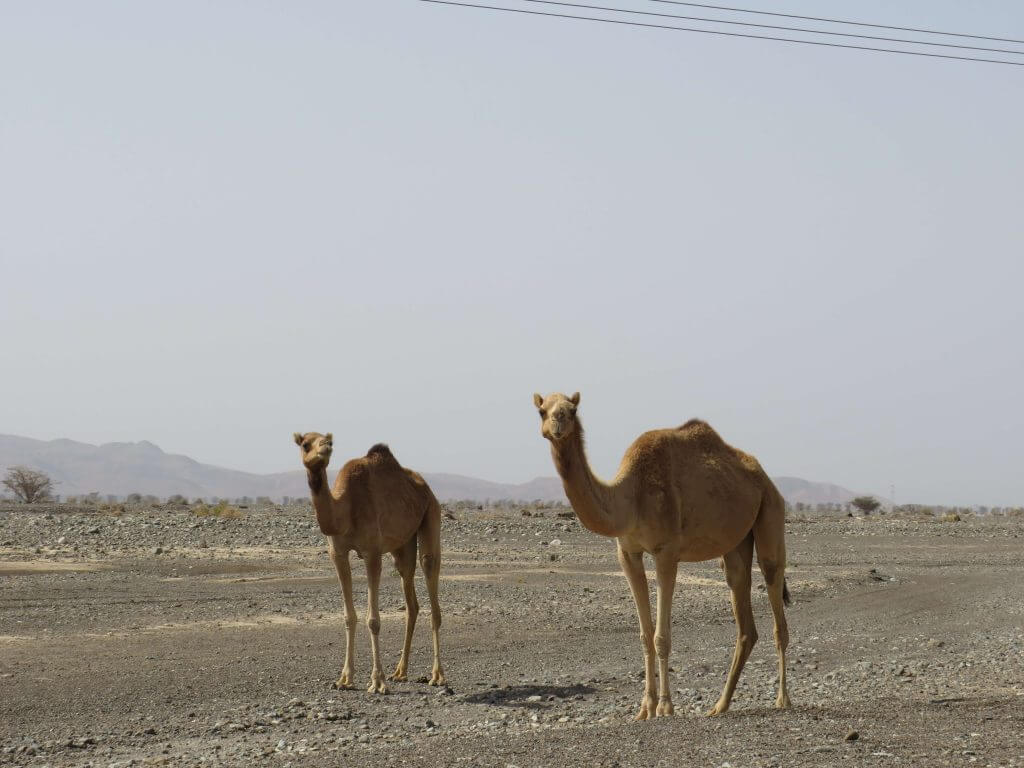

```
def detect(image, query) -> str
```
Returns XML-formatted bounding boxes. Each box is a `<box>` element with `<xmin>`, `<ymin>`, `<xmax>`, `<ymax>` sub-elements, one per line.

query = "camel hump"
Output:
<box><xmin>679</xmin><ymin>418</ymin><xmax>710</xmax><ymax>430</ymax></box>
<box><xmin>366</xmin><ymin>443</ymin><xmax>397</xmax><ymax>462</ymax></box>
<box><xmin>676</xmin><ymin>419</ymin><xmax>728</xmax><ymax>448</ymax></box>
<box><xmin>678</xmin><ymin>418</ymin><xmax>720</xmax><ymax>439</ymax></box>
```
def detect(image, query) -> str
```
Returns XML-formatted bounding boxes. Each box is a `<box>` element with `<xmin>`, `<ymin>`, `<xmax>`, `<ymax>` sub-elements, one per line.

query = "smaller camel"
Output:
<box><xmin>533</xmin><ymin>392</ymin><xmax>791</xmax><ymax>718</ymax></box>
<box><xmin>294</xmin><ymin>432</ymin><xmax>445</xmax><ymax>693</ymax></box>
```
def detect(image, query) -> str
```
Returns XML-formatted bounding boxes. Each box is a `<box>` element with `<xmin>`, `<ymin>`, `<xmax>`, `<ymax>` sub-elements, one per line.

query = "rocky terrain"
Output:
<box><xmin>1</xmin><ymin>502</ymin><xmax>1022</xmax><ymax>767</ymax></box>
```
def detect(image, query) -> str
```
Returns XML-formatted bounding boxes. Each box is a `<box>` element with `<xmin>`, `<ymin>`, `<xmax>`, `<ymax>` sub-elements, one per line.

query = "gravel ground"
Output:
<box><xmin>1</xmin><ymin>503</ymin><xmax>1022</xmax><ymax>767</ymax></box>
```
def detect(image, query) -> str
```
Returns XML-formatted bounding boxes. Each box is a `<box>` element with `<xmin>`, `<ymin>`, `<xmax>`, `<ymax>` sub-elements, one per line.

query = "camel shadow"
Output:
<box><xmin>462</xmin><ymin>683</ymin><xmax>597</xmax><ymax>709</ymax></box>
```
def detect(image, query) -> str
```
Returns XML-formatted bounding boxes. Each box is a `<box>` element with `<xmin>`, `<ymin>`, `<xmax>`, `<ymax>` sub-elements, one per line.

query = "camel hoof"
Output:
<box><xmin>776</xmin><ymin>694</ymin><xmax>791</xmax><ymax>709</ymax></box>
<box><xmin>388</xmin><ymin>669</ymin><xmax>408</xmax><ymax>682</ymax></box>
<box><xmin>634</xmin><ymin>696</ymin><xmax>656</xmax><ymax>721</ymax></box>
<box><xmin>429</xmin><ymin>670</ymin><xmax>446</xmax><ymax>686</ymax></box>
<box><xmin>367</xmin><ymin>679</ymin><xmax>388</xmax><ymax>695</ymax></box>
<box><xmin>705</xmin><ymin>703</ymin><xmax>729</xmax><ymax>717</ymax></box>
<box><xmin>332</xmin><ymin>674</ymin><xmax>355</xmax><ymax>690</ymax></box>
<box><xmin>656</xmin><ymin>699</ymin><xmax>674</xmax><ymax>717</ymax></box>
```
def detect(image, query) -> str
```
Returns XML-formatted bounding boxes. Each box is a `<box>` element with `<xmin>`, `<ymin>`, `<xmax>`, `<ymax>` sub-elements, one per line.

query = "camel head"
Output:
<box><xmin>294</xmin><ymin>431</ymin><xmax>334</xmax><ymax>471</ymax></box>
<box><xmin>533</xmin><ymin>392</ymin><xmax>580</xmax><ymax>443</ymax></box>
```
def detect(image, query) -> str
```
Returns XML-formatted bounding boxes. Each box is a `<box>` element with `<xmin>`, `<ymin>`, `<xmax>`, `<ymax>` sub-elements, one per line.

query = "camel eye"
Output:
<box><xmin>302</xmin><ymin>442</ymin><xmax>311</xmax><ymax>451</ymax></box>
<box><xmin>538</xmin><ymin>410</ymin><xmax>546</xmax><ymax>418</ymax></box>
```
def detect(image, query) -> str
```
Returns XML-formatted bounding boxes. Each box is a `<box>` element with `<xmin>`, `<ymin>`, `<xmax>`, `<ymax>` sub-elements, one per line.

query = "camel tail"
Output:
<box><xmin>782</xmin><ymin>579</ymin><xmax>791</xmax><ymax>607</ymax></box>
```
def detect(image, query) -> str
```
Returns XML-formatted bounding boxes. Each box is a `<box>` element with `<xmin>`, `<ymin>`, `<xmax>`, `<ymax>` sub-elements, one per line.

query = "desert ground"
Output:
<box><xmin>1</xmin><ymin>502</ymin><xmax>1022</xmax><ymax>767</ymax></box>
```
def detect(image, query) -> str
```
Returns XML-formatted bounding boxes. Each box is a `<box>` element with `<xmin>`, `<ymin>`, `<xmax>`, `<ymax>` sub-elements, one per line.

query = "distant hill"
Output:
<box><xmin>772</xmin><ymin>476</ymin><xmax>861</xmax><ymax>506</ymax></box>
<box><xmin>0</xmin><ymin>433</ymin><xmax>302</xmax><ymax>500</ymax></box>
<box><xmin>0</xmin><ymin>434</ymin><xmax>566</xmax><ymax>503</ymax></box>
<box><xmin>0</xmin><ymin>433</ymin><xmax>864</xmax><ymax>506</ymax></box>
<box><xmin>421</xmin><ymin>473</ymin><xmax>566</xmax><ymax>503</ymax></box>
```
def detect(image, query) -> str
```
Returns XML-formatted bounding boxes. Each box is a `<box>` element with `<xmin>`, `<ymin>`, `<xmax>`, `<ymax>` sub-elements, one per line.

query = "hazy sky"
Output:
<box><xmin>2</xmin><ymin>1</ymin><xmax>1022</xmax><ymax>506</ymax></box>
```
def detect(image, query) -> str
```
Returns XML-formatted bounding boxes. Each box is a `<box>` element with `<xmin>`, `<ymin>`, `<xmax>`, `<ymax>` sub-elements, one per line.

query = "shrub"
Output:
<box><xmin>193</xmin><ymin>501</ymin><xmax>243</xmax><ymax>519</ymax></box>
<box><xmin>851</xmin><ymin>496</ymin><xmax>882</xmax><ymax>515</ymax></box>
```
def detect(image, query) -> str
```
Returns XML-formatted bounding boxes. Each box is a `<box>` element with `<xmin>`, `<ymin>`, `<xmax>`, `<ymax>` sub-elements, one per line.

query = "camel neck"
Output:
<box><xmin>306</xmin><ymin>467</ymin><xmax>347</xmax><ymax>536</ymax></box>
<box><xmin>551</xmin><ymin>425</ymin><xmax>632</xmax><ymax>538</ymax></box>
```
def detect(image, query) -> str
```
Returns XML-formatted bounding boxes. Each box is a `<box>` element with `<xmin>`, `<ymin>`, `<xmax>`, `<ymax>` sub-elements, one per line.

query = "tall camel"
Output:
<box><xmin>293</xmin><ymin>432</ymin><xmax>445</xmax><ymax>693</ymax></box>
<box><xmin>533</xmin><ymin>392</ymin><xmax>791</xmax><ymax>718</ymax></box>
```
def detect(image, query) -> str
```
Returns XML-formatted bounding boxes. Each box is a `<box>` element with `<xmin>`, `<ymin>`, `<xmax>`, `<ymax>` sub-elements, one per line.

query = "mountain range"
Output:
<box><xmin>0</xmin><ymin>433</ymin><xmax>864</xmax><ymax>506</ymax></box>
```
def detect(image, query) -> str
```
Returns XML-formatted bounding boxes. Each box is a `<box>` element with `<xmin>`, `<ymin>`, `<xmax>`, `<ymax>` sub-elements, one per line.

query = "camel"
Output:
<box><xmin>293</xmin><ymin>432</ymin><xmax>445</xmax><ymax>694</ymax></box>
<box><xmin>532</xmin><ymin>392</ymin><xmax>791</xmax><ymax>719</ymax></box>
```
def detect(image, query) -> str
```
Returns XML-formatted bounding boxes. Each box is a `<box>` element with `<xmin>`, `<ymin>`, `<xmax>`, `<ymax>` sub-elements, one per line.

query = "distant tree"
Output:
<box><xmin>2</xmin><ymin>466</ymin><xmax>55</xmax><ymax>504</ymax></box>
<box><xmin>851</xmin><ymin>496</ymin><xmax>881</xmax><ymax>515</ymax></box>
<box><xmin>126</xmin><ymin>493</ymin><xmax>143</xmax><ymax>504</ymax></box>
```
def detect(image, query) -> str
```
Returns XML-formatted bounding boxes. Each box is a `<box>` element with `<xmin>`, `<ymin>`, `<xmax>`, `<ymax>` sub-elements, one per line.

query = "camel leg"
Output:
<box><xmin>760</xmin><ymin>559</ymin><xmax>791</xmax><ymax>709</ymax></box>
<box><xmin>617</xmin><ymin>543</ymin><xmax>656</xmax><ymax>721</ymax></box>
<box><xmin>389</xmin><ymin>538</ymin><xmax>419</xmax><ymax>682</ymax></box>
<box><xmin>708</xmin><ymin>533</ymin><xmax>756</xmax><ymax>716</ymax></box>
<box><xmin>418</xmin><ymin>501</ymin><xmax>445</xmax><ymax>686</ymax></box>
<box><xmin>754</xmin><ymin>518</ymin><xmax>791</xmax><ymax>708</ymax></box>
<box><xmin>329</xmin><ymin>545</ymin><xmax>357</xmax><ymax>689</ymax></box>
<box><xmin>653</xmin><ymin>552</ymin><xmax>678</xmax><ymax>716</ymax></box>
<box><xmin>364</xmin><ymin>552</ymin><xmax>388</xmax><ymax>694</ymax></box>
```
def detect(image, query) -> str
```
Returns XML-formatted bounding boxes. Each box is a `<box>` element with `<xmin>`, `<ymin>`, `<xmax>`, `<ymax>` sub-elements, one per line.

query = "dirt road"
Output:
<box><xmin>2</xmin><ymin>506</ymin><xmax>1022</xmax><ymax>766</ymax></box>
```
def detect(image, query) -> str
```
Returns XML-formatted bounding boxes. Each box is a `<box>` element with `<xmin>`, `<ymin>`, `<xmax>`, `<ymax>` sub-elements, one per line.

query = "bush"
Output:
<box><xmin>851</xmin><ymin>496</ymin><xmax>881</xmax><ymax>516</ymax></box>
<box><xmin>193</xmin><ymin>501</ymin><xmax>243</xmax><ymax>519</ymax></box>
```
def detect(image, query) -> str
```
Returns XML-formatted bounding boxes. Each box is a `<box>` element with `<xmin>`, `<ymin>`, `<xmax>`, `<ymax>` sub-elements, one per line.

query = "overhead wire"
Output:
<box><xmin>515</xmin><ymin>0</ymin><xmax>1024</xmax><ymax>57</ymax></box>
<box><xmin>418</xmin><ymin>0</ymin><xmax>1024</xmax><ymax>67</ymax></box>
<box><xmin>646</xmin><ymin>1</ymin><xmax>1024</xmax><ymax>46</ymax></box>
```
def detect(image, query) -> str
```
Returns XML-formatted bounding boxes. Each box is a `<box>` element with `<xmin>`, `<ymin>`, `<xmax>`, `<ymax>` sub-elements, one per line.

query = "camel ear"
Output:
<box><xmin>325</xmin><ymin>433</ymin><xmax>333</xmax><ymax>442</ymax></box>
<box><xmin>533</xmin><ymin>393</ymin><xmax>544</xmax><ymax>408</ymax></box>
<box><xmin>293</xmin><ymin>432</ymin><xmax>304</xmax><ymax>446</ymax></box>
<box><xmin>569</xmin><ymin>392</ymin><xmax>580</xmax><ymax>406</ymax></box>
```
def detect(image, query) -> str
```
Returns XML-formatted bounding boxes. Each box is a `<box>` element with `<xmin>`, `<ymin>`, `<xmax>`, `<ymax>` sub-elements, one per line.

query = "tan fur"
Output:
<box><xmin>532</xmin><ymin>393</ymin><xmax>791</xmax><ymax>718</ymax></box>
<box><xmin>293</xmin><ymin>432</ymin><xmax>445</xmax><ymax>693</ymax></box>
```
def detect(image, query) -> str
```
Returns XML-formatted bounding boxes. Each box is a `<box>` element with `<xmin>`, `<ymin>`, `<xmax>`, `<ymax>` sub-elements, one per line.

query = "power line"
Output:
<box><xmin>647</xmin><ymin>1</ymin><xmax>1024</xmax><ymax>46</ymax></box>
<box><xmin>419</xmin><ymin>0</ymin><xmax>1024</xmax><ymax>67</ymax></box>
<box><xmin>516</xmin><ymin>0</ymin><xmax>1024</xmax><ymax>57</ymax></box>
